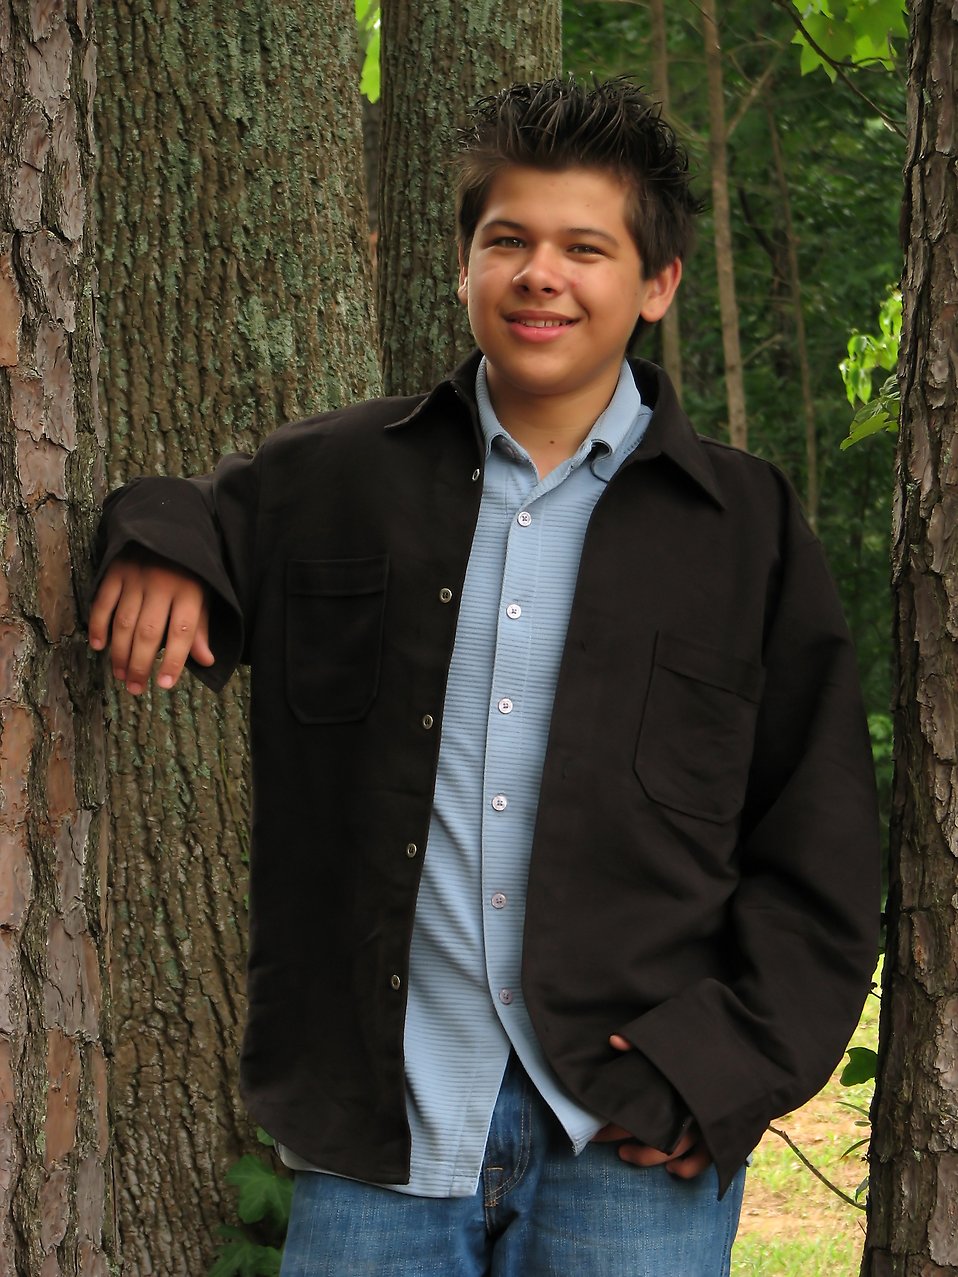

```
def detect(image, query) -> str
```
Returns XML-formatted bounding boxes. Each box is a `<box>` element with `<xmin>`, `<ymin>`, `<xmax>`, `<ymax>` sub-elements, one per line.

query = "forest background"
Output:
<box><xmin>2</xmin><ymin>0</ymin><xmax>945</xmax><ymax>1274</ymax></box>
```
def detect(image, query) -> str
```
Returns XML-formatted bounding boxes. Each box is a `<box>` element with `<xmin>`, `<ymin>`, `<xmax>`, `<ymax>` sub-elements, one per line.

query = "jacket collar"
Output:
<box><xmin>386</xmin><ymin>350</ymin><xmax>725</xmax><ymax>510</ymax></box>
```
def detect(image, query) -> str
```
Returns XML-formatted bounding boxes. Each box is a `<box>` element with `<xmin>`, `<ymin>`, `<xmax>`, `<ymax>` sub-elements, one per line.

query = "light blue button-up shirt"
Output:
<box><xmin>282</xmin><ymin>360</ymin><xmax>653</xmax><ymax>1195</ymax></box>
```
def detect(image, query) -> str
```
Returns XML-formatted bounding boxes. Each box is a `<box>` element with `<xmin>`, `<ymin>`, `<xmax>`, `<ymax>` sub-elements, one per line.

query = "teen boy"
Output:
<box><xmin>88</xmin><ymin>78</ymin><xmax>880</xmax><ymax>1276</ymax></box>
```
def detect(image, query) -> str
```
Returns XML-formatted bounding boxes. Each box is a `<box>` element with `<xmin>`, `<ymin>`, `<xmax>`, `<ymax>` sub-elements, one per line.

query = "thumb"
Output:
<box><xmin>609</xmin><ymin>1034</ymin><xmax>633</xmax><ymax>1052</ymax></box>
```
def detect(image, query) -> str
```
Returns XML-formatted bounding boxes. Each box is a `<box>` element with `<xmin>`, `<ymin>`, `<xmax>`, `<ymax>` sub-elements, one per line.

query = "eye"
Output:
<box><xmin>491</xmin><ymin>236</ymin><xmax>524</xmax><ymax>249</ymax></box>
<box><xmin>569</xmin><ymin>243</ymin><xmax>603</xmax><ymax>256</ymax></box>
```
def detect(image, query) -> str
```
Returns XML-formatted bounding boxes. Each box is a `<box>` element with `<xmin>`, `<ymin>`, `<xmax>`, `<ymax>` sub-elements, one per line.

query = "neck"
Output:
<box><xmin>485</xmin><ymin>370</ymin><xmax>620</xmax><ymax>477</ymax></box>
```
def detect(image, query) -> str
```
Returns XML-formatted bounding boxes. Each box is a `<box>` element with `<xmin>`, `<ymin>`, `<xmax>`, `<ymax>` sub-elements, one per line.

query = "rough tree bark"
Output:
<box><xmin>862</xmin><ymin>2</ymin><xmax>958</xmax><ymax>1273</ymax></box>
<box><xmin>94</xmin><ymin>2</ymin><xmax>379</xmax><ymax>1270</ymax></box>
<box><xmin>700</xmin><ymin>0</ymin><xmax>748</xmax><ymax>449</ymax></box>
<box><xmin>0</xmin><ymin>2</ymin><xmax>110</xmax><ymax>1274</ymax></box>
<box><xmin>377</xmin><ymin>0</ymin><xmax>561</xmax><ymax>396</ymax></box>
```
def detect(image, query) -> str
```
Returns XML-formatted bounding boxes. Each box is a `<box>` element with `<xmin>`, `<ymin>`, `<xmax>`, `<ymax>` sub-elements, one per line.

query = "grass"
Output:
<box><xmin>731</xmin><ymin>968</ymin><xmax>880</xmax><ymax>1276</ymax></box>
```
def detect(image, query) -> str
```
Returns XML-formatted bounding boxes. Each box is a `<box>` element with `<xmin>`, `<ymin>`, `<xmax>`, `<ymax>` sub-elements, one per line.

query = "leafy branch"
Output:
<box><xmin>773</xmin><ymin>0</ymin><xmax>906</xmax><ymax>135</ymax></box>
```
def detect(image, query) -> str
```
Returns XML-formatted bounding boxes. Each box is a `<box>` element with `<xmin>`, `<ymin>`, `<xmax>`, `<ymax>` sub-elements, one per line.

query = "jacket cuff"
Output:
<box><xmin>90</xmin><ymin>477</ymin><xmax>244</xmax><ymax>692</ymax></box>
<box><xmin>575</xmin><ymin>1045</ymin><xmax>693</xmax><ymax>1163</ymax></box>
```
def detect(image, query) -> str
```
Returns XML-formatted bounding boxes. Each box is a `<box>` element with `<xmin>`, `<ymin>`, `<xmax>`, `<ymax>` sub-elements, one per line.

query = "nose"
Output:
<box><xmin>513</xmin><ymin>245</ymin><xmax>564</xmax><ymax>294</ymax></box>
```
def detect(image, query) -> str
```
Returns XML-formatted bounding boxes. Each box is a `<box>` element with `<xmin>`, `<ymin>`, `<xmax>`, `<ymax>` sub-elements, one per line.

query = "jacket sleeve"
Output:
<box><xmin>615</xmin><ymin>505</ymin><xmax>882</xmax><ymax>1196</ymax></box>
<box><xmin>90</xmin><ymin>449</ymin><xmax>262</xmax><ymax>692</ymax></box>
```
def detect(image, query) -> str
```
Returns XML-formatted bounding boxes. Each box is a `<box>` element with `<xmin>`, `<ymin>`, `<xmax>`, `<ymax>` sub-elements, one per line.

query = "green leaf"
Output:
<box><xmin>843</xmin><ymin>1135</ymin><xmax>870</xmax><ymax>1157</ymax></box>
<box><xmin>208</xmin><ymin>1228</ymin><xmax>283</xmax><ymax>1277</ymax></box>
<box><xmin>839</xmin><ymin>1100</ymin><xmax>873</xmax><ymax>1119</ymax></box>
<box><xmin>256</xmin><ymin>1127</ymin><xmax>275</xmax><ymax>1147</ymax></box>
<box><xmin>227</xmin><ymin>1156</ymin><xmax>293</xmax><ymax>1232</ymax></box>
<box><xmin>360</xmin><ymin>26</ymin><xmax>380</xmax><ymax>103</ymax></box>
<box><xmin>841</xmin><ymin>1046</ymin><xmax>879</xmax><ymax>1085</ymax></box>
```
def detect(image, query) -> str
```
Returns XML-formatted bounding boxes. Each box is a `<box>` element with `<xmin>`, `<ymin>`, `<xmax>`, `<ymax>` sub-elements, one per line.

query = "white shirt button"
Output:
<box><xmin>472</xmin><ymin>468</ymin><xmax>481</xmax><ymax>481</ymax></box>
<box><xmin>491</xmin><ymin>794</ymin><xmax>508</xmax><ymax>812</ymax></box>
<box><xmin>491</xmin><ymin>892</ymin><xmax>507</xmax><ymax>909</ymax></box>
<box><xmin>517</xmin><ymin>511</ymin><xmax>532</xmax><ymax>527</ymax></box>
<box><xmin>499</xmin><ymin>988</ymin><xmax>513</xmax><ymax>1005</ymax></box>
<box><xmin>390</xmin><ymin>974</ymin><xmax>402</xmax><ymax>990</ymax></box>
<box><xmin>505</xmin><ymin>603</ymin><xmax>522</xmax><ymax>620</ymax></box>
<box><xmin>439</xmin><ymin>587</ymin><xmax>453</xmax><ymax>603</ymax></box>
<box><xmin>405</xmin><ymin>842</ymin><xmax>418</xmax><ymax>858</ymax></box>
<box><xmin>497</xmin><ymin>697</ymin><xmax>513</xmax><ymax>715</ymax></box>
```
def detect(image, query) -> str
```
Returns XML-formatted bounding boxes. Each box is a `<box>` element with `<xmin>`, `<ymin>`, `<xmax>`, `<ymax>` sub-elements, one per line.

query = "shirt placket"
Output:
<box><xmin>481</xmin><ymin>460</ymin><xmax>547</xmax><ymax>1026</ymax></box>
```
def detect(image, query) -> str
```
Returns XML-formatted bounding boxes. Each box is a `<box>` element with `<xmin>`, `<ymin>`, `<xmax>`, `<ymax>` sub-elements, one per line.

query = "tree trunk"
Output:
<box><xmin>377</xmin><ymin>0</ymin><xmax>561</xmax><ymax>396</ymax></box>
<box><xmin>765</xmin><ymin>101</ymin><xmax>818</xmax><ymax>530</ymax></box>
<box><xmin>94</xmin><ymin>2</ymin><xmax>379</xmax><ymax>1270</ymax></box>
<box><xmin>701</xmin><ymin>0</ymin><xmax>748</xmax><ymax>449</ymax></box>
<box><xmin>0</xmin><ymin>2</ymin><xmax>111</xmax><ymax>1274</ymax></box>
<box><xmin>649</xmin><ymin>0</ymin><xmax>684</xmax><ymax>400</ymax></box>
<box><xmin>862</xmin><ymin>2</ymin><xmax>958</xmax><ymax>1273</ymax></box>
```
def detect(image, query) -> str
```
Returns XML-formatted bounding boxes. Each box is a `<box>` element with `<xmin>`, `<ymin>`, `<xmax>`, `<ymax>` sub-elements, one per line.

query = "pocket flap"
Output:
<box><xmin>653</xmin><ymin>633</ymin><xmax>764</xmax><ymax>703</ymax></box>
<box><xmin>287</xmin><ymin>556</ymin><xmax>388</xmax><ymax>597</ymax></box>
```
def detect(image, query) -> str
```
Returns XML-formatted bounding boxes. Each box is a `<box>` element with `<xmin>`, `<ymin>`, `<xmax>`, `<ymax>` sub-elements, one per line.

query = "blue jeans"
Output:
<box><xmin>280</xmin><ymin>1054</ymin><xmax>745</xmax><ymax>1276</ymax></box>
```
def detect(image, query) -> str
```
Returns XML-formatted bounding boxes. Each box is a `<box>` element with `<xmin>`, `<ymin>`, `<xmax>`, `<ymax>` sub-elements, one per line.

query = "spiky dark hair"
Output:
<box><xmin>455</xmin><ymin>76</ymin><xmax>704</xmax><ymax>277</ymax></box>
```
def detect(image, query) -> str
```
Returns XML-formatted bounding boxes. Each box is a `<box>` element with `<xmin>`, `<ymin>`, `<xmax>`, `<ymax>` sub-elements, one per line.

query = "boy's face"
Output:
<box><xmin>457</xmin><ymin>165</ymin><xmax>680</xmax><ymax>425</ymax></box>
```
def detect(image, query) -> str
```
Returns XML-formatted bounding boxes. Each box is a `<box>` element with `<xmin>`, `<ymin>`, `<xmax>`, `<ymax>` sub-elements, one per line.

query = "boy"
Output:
<box><xmin>88</xmin><ymin>78</ymin><xmax>880</xmax><ymax>1276</ymax></box>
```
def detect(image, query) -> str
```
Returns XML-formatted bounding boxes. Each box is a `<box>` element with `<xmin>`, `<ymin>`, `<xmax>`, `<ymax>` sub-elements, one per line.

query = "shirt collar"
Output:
<box><xmin>387</xmin><ymin>349</ymin><xmax>725</xmax><ymax>509</ymax></box>
<box><xmin>474</xmin><ymin>358</ymin><xmax>650</xmax><ymax>482</ymax></box>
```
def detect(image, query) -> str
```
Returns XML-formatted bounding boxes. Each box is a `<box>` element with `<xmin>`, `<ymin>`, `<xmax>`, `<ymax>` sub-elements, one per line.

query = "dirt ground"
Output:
<box><xmin>736</xmin><ymin>994</ymin><xmax>877</xmax><ymax>1257</ymax></box>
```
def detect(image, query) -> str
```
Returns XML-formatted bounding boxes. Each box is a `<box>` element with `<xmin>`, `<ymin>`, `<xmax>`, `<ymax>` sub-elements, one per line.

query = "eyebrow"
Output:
<box><xmin>481</xmin><ymin>218</ymin><xmax>621</xmax><ymax>246</ymax></box>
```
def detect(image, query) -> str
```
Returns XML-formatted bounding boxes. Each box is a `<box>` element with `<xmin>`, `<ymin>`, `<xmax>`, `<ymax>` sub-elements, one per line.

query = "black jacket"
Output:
<box><xmin>94</xmin><ymin>353</ymin><xmax>881</xmax><ymax>1195</ymax></box>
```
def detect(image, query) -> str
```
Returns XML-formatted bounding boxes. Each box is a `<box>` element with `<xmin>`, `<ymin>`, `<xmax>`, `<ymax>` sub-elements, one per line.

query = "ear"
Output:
<box><xmin>638</xmin><ymin>258</ymin><xmax>682</xmax><ymax>323</ymax></box>
<box><xmin>456</xmin><ymin>247</ymin><xmax>469</xmax><ymax>306</ymax></box>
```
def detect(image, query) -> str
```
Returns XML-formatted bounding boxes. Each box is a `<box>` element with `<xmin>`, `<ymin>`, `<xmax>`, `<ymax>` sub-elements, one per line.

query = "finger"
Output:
<box><xmin>109</xmin><ymin>582</ymin><xmax>145</xmax><ymax>681</ymax></box>
<box><xmin>124</xmin><ymin>595</ymin><xmax>174</xmax><ymax>692</ymax></box>
<box><xmin>616</xmin><ymin>1141</ymin><xmax>672</xmax><ymax>1168</ymax></box>
<box><xmin>609</xmin><ymin>1034</ymin><xmax>632</xmax><ymax>1052</ymax></box>
<box><xmin>88</xmin><ymin>572</ymin><xmax>124</xmax><ymax>651</ymax></box>
<box><xmin>665</xmin><ymin>1145</ymin><xmax>712</xmax><ymax>1179</ymax></box>
<box><xmin>190</xmin><ymin>598</ymin><xmax>215</xmax><ymax>667</ymax></box>
<box><xmin>157</xmin><ymin>598</ymin><xmax>203</xmax><ymax>690</ymax></box>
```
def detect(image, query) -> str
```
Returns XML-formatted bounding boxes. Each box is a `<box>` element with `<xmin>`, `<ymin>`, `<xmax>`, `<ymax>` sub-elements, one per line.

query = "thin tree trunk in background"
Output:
<box><xmin>862</xmin><ymin>2</ymin><xmax>958</xmax><ymax>1273</ymax></box>
<box><xmin>766</xmin><ymin>101</ymin><xmax>818</xmax><ymax>530</ymax></box>
<box><xmin>701</xmin><ymin>0</ymin><xmax>748</xmax><ymax>449</ymax></box>
<box><xmin>95</xmin><ymin>2</ymin><xmax>379</xmax><ymax>1270</ymax></box>
<box><xmin>650</xmin><ymin>0</ymin><xmax>684</xmax><ymax>400</ymax></box>
<box><xmin>377</xmin><ymin>0</ymin><xmax>561</xmax><ymax>395</ymax></box>
<box><xmin>0</xmin><ymin>3</ymin><xmax>110</xmax><ymax>1273</ymax></box>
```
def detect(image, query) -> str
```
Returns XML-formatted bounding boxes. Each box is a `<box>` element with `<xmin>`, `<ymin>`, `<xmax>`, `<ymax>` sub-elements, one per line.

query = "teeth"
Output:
<box><xmin>516</xmin><ymin>319</ymin><xmax>568</xmax><ymax>328</ymax></box>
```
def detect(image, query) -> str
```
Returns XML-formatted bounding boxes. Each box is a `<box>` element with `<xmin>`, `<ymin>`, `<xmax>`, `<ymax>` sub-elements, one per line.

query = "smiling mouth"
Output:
<box><xmin>511</xmin><ymin>317</ymin><xmax>575</xmax><ymax>328</ymax></box>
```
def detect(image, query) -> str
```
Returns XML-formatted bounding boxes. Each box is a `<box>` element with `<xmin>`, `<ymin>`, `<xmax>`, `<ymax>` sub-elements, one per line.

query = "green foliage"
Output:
<box><xmin>840</xmin><ymin>290</ymin><xmax>901</xmax><ymax>449</ymax></box>
<box><xmin>207</xmin><ymin>1140</ymin><xmax>291</xmax><ymax>1277</ymax></box>
<box><xmin>208</xmin><ymin>1228</ymin><xmax>282</xmax><ymax>1277</ymax></box>
<box><xmin>840</xmin><ymin>1045</ymin><xmax>878</xmax><ymax>1086</ymax></box>
<box><xmin>356</xmin><ymin>0</ymin><xmax>381</xmax><ymax>103</ymax></box>
<box><xmin>840</xmin><ymin>290</ymin><xmax>901</xmax><ymax>404</ymax></box>
<box><xmin>790</xmin><ymin>0</ymin><xmax>907</xmax><ymax>79</ymax></box>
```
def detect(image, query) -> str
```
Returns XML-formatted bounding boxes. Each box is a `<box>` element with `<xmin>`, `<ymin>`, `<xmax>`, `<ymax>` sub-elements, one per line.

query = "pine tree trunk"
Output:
<box><xmin>649</xmin><ymin>0</ymin><xmax>684</xmax><ymax>400</ymax></box>
<box><xmin>377</xmin><ymin>0</ymin><xmax>561</xmax><ymax>396</ymax></box>
<box><xmin>94</xmin><ymin>3</ymin><xmax>379</xmax><ymax>1270</ymax></box>
<box><xmin>0</xmin><ymin>3</ymin><xmax>111</xmax><ymax>1273</ymax></box>
<box><xmin>765</xmin><ymin>102</ymin><xmax>818</xmax><ymax>530</ymax></box>
<box><xmin>862</xmin><ymin>2</ymin><xmax>958</xmax><ymax>1273</ymax></box>
<box><xmin>701</xmin><ymin>0</ymin><xmax>748</xmax><ymax>449</ymax></box>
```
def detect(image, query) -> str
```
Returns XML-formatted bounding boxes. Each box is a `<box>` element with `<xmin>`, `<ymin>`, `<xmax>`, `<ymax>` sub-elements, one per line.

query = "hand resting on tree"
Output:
<box><xmin>87</xmin><ymin>549</ymin><xmax>213</xmax><ymax>695</ymax></box>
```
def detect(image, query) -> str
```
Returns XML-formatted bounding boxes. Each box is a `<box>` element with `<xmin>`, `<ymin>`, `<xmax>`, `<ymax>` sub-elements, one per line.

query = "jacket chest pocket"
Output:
<box><xmin>634</xmin><ymin>632</ymin><xmax>764</xmax><ymax>823</ymax></box>
<box><xmin>285</xmin><ymin>557</ymin><xmax>388</xmax><ymax>724</ymax></box>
